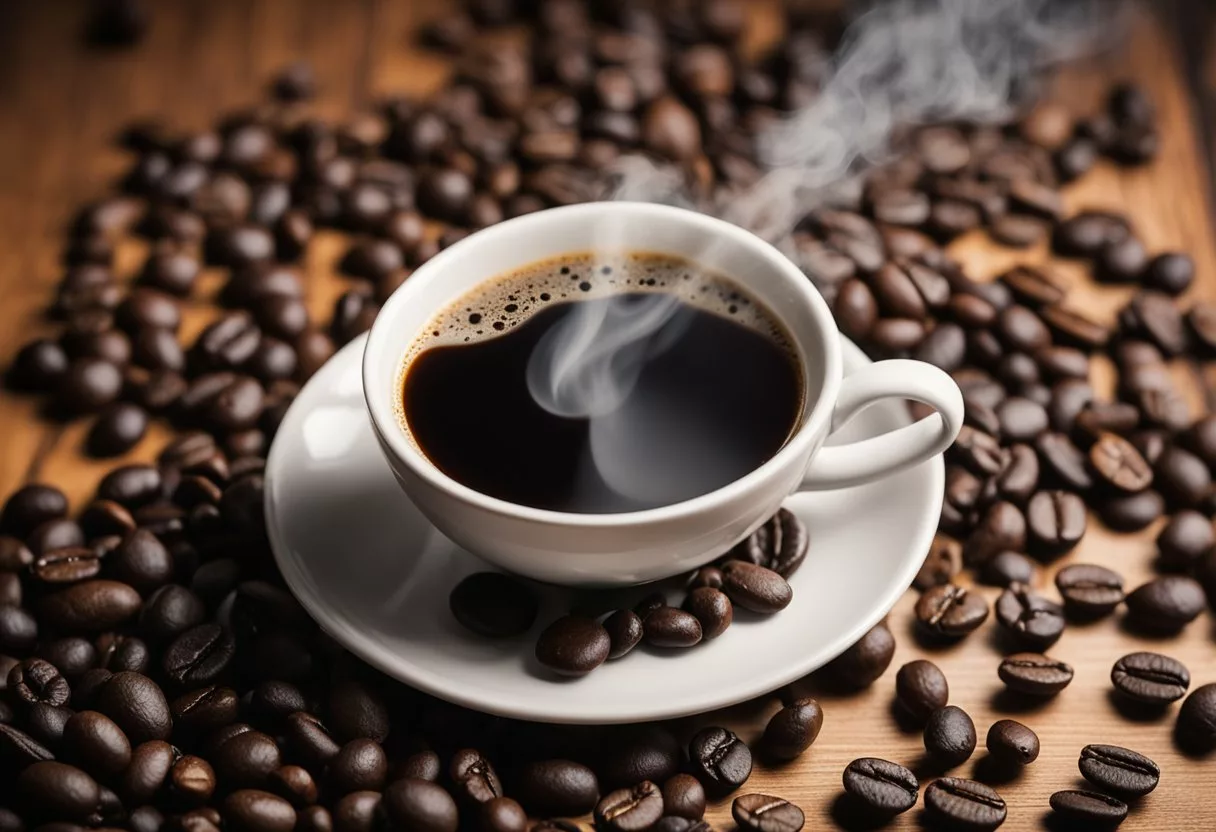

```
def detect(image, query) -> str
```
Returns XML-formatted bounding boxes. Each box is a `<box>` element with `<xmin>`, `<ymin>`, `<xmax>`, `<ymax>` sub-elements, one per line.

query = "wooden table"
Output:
<box><xmin>1</xmin><ymin>1</ymin><xmax>1213</xmax><ymax>829</ymax></box>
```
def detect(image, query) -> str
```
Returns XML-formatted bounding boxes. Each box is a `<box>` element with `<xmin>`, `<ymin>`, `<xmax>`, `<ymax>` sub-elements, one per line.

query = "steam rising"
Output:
<box><xmin>527</xmin><ymin>0</ymin><xmax>1122</xmax><ymax>506</ymax></box>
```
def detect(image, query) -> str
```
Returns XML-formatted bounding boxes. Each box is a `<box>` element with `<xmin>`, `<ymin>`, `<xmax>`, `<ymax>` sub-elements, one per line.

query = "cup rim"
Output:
<box><xmin>363</xmin><ymin>201</ymin><xmax>843</xmax><ymax>528</ymax></box>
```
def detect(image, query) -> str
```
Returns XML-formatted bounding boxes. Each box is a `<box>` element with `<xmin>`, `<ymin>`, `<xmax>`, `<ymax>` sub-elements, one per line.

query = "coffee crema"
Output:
<box><xmin>397</xmin><ymin>252</ymin><xmax>805</xmax><ymax>514</ymax></box>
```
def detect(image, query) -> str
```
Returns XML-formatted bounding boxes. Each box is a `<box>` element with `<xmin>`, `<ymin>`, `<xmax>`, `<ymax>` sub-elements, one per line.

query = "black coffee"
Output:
<box><xmin>399</xmin><ymin>252</ymin><xmax>803</xmax><ymax>513</ymax></box>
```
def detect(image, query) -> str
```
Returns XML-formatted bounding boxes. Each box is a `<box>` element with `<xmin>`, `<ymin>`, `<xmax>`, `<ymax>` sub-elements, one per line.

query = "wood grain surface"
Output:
<box><xmin>1</xmin><ymin>1</ymin><xmax>1213</xmax><ymax>830</ymax></box>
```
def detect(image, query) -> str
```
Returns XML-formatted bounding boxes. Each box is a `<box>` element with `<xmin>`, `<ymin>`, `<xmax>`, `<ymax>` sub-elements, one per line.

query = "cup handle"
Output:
<box><xmin>798</xmin><ymin>359</ymin><xmax>964</xmax><ymax>491</ymax></box>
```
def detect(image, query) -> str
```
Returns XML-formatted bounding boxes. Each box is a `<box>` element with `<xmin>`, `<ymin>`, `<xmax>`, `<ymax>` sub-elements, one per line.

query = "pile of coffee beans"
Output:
<box><xmin>2</xmin><ymin>0</ymin><xmax>1215</xmax><ymax>829</ymax></box>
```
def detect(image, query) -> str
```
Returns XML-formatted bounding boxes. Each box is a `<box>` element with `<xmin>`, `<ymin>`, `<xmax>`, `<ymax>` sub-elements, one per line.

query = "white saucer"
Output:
<box><xmin>265</xmin><ymin>333</ymin><xmax>943</xmax><ymax>724</ymax></box>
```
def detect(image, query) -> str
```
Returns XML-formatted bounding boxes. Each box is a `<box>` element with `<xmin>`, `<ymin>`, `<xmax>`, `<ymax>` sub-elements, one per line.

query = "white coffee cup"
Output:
<box><xmin>363</xmin><ymin>202</ymin><xmax>963</xmax><ymax>586</ymax></box>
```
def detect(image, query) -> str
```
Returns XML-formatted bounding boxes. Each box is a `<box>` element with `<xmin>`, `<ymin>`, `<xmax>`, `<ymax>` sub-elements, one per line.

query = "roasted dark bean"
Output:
<box><xmin>923</xmin><ymin>778</ymin><xmax>1006</xmax><ymax>831</ymax></box>
<box><xmin>1125</xmin><ymin>575</ymin><xmax>1206</xmax><ymax>632</ymax></box>
<box><xmin>923</xmin><ymin>706</ymin><xmax>976</xmax><ymax>768</ymax></box>
<box><xmin>1111</xmin><ymin>652</ymin><xmax>1190</xmax><ymax>705</ymax></box>
<box><xmin>688</xmin><ymin>726</ymin><xmax>751</xmax><ymax>795</ymax></box>
<box><xmin>732</xmin><ymin>793</ymin><xmax>804</xmax><ymax>832</ymax></box>
<box><xmin>914</xmin><ymin>583</ymin><xmax>989</xmax><ymax>640</ymax></box>
<box><xmin>998</xmin><ymin>652</ymin><xmax>1074</xmax><ymax>696</ymax></box>
<box><xmin>995</xmin><ymin>582</ymin><xmax>1065</xmax><ymax>649</ymax></box>
<box><xmin>719</xmin><ymin>560</ymin><xmax>793</xmax><ymax>613</ymax></box>
<box><xmin>1078</xmin><ymin>744</ymin><xmax>1159</xmax><ymax>797</ymax></box>
<box><xmin>819</xmin><ymin>621</ymin><xmax>895</xmax><ymax>689</ymax></box>
<box><xmin>985</xmin><ymin>719</ymin><xmax>1039</xmax><ymax>766</ymax></box>
<box><xmin>1056</xmin><ymin>563</ymin><xmax>1124</xmax><ymax>618</ymax></box>
<box><xmin>759</xmin><ymin>698</ymin><xmax>823</xmax><ymax>761</ymax></box>
<box><xmin>895</xmin><ymin>660</ymin><xmax>949</xmax><ymax>723</ymax></box>
<box><xmin>1049</xmin><ymin>790</ymin><xmax>1129</xmax><ymax>827</ymax></box>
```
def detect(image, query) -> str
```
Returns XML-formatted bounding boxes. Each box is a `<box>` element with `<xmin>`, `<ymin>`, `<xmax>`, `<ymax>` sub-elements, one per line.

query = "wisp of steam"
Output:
<box><xmin>527</xmin><ymin>0</ymin><xmax>1123</xmax><ymax>506</ymax></box>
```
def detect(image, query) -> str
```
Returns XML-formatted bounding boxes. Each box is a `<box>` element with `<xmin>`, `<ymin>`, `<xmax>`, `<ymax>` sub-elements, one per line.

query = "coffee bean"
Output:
<box><xmin>914</xmin><ymin>583</ymin><xmax>989</xmax><ymax>640</ymax></box>
<box><xmin>9</xmin><ymin>658</ymin><xmax>70</xmax><ymax>707</ymax></box>
<box><xmin>97</xmin><ymin>464</ymin><xmax>162</xmax><ymax>508</ymax></box>
<box><xmin>326</xmin><ymin>739</ymin><xmax>386</xmax><ymax>795</ymax></box>
<box><xmin>94</xmin><ymin>671</ymin><xmax>171</xmax><ymax>743</ymax></box>
<box><xmin>662</xmin><ymin>774</ymin><xmax>705</xmax><ymax>820</ymax></box>
<box><xmin>603</xmin><ymin>609</ymin><xmax>644</xmax><ymax>659</ymax></box>
<box><xmin>998</xmin><ymin>653</ymin><xmax>1074</xmax><ymax>696</ymax></box>
<box><xmin>914</xmin><ymin>537</ymin><xmax>962</xmax><ymax>591</ymax></box>
<box><xmin>592</xmin><ymin>781</ymin><xmax>664</xmax><ymax>832</ymax></box>
<box><xmin>31</xmin><ymin>546</ymin><xmax>102</xmax><ymax>585</ymax></box>
<box><xmin>121</xmin><ymin>739</ymin><xmax>175</xmax><ymax>804</ymax></box>
<box><xmin>109</xmin><ymin>529</ymin><xmax>173</xmax><ymax>594</ymax></box>
<box><xmin>1142</xmin><ymin>252</ymin><xmax>1194</xmax><ymax>296</ymax></box>
<box><xmin>450</xmin><ymin>747</ymin><xmax>502</xmax><ymax>804</ymax></box>
<box><xmin>382</xmin><ymin>778</ymin><xmax>458</xmax><ymax>832</ymax></box>
<box><xmin>17</xmin><ymin>761</ymin><xmax>101</xmax><ymax>822</ymax></box>
<box><xmin>731</xmin><ymin>794</ymin><xmax>804</xmax><ymax>832</ymax></box>
<box><xmin>8</xmin><ymin>338</ymin><xmax>70</xmax><ymax>392</ymax></box>
<box><xmin>819</xmin><ymin>621</ymin><xmax>895</xmax><ymax>689</ymax></box>
<box><xmin>1079</xmin><ymin>744</ymin><xmax>1159</xmax><ymax>797</ymax></box>
<box><xmin>995</xmin><ymin>582</ymin><xmax>1065</xmax><ymax>650</ymax></box>
<box><xmin>163</xmin><ymin>623</ymin><xmax>235</xmax><ymax>687</ymax></box>
<box><xmin>1176</xmin><ymin>683</ymin><xmax>1216</xmax><ymax>752</ymax></box>
<box><xmin>172</xmin><ymin>685</ymin><xmax>240</xmax><ymax>734</ymax></box>
<box><xmin>995</xmin><ymin>396</ymin><xmax>1048</xmax><ymax>443</ymax></box>
<box><xmin>1125</xmin><ymin>575</ymin><xmax>1206</xmax><ymax>632</ymax></box>
<box><xmin>223</xmin><ymin>789</ymin><xmax>297</xmax><ymax>832</ymax></box>
<box><xmin>963</xmin><ymin>501</ymin><xmax>1026</xmax><ymax>566</ymax></box>
<box><xmin>985</xmin><ymin>719</ymin><xmax>1039</xmax><ymax>766</ymax></box>
<box><xmin>980</xmin><ymin>551</ymin><xmax>1035</xmax><ymax>588</ymax></box>
<box><xmin>1096</xmin><ymin>236</ymin><xmax>1148</xmax><ymax>283</ymax></box>
<box><xmin>895</xmin><ymin>660</ymin><xmax>949</xmax><ymax>723</ymax></box>
<box><xmin>71</xmin><ymin>667</ymin><xmax>112</xmax><ymax>710</ymax></box>
<box><xmin>534</xmin><ymin>615</ymin><xmax>610</xmax><ymax>676</ymax></box>
<box><xmin>57</xmin><ymin>357</ymin><xmax>123</xmax><ymax>414</ymax></box>
<box><xmin>924</xmin><ymin>778</ymin><xmax>1006</xmax><ymax>831</ymax></box>
<box><xmin>1098</xmin><ymin>489</ymin><xmax>1164</xmax><ymax>531</ymax></box>
<box><xmin>834</xmin><ymin>281</ymin><xmax>878</xmax><ymax>341</ymax></box>
<box><xmin>1036</xmin><ymin>432</ymin><xmax>1094</xmax><ymax>491</ymax></box>
<box><xmin>760</xmin><ymin>697</ymin><xmax>822</xmax><ymax>762</ymax></box>
<box><xmin>1049</xmin><ymin>790</ymin><xmax>1128</xmax><ymax>827</ymax></box>
<box><xmin>141</xmin><ymin>584</ymin><xmax>206</xmax><ymax>644</ymax></box>
<box><xmin>27</xmin><ymin>517</ymin><xmax>85</xmax><ymax>555</ymax></box>
<box><xmin>1108</xmin><ymin>651</ymin><xmax>1190</xmax><ymax>709</ymax></box>
<box><xmin>643</xmin><ymin>606</ymin><xmax>702</xmax><ymax>648</ymax></box>
<box><xmin>326</xmin><ymin>679</ymin><xmax>388</xmax><ymax>744</ymax></box>
<box><xmin>0</xmin><ymin>603</ymin><xmax>36</xmax><ymax>654</ymax></box>
<box><xmin>689</xmin><ymin>726</ymin><xmax>751</xmax><ymax>795</ymax></box>
<box><xmin>718</xmin><ymin>560</ymin><xmax>792</xmax><ymax>613</ymax></box>
<box><xmin>1155</xmin><ymin>446</ymin><xmax>1210</xmax><ymax>508</ymax></box>
<box><xmin>729</xmin><ymin>509</ymin><xmax>808</xmax><ymax>578</ymax></box>
<box><xmin>841</xmin><ymin>757</ymin><xmax>918</xmax><ymax>818</ymax></box>
<box><xmin>63</xmin><ymin>710</ymin><xmax>131</xmax><ymax>779</ymax></box>
<box><xmin>170</xmin><ymin>753</ymin><xmax>217</xmax><ymax>804</ymax></box>
<box><xmin>212</xmin><ymin>729</ymin><xmax>281</xmax><ymax>789</ymax></box>
<box><xmin>40</xmin><ymin>580</ymin><xmax>142</xmax><ymax>632</ymax></box>
<box><xmin>924</xmin><ymin>706</ymin><xmax>976</xmax><ymax>768</ymax></box>
<box><xmin>449</xmin><ymin>573</ymin><xmax>538</xmax><ymax>638</ymax></box>
<box><xmin>1155</xmin><ymin>510</ymin><xmax>1213</xmax><ymax>572</ymax></box>
<box><xmin>1055</xmin><ymin>563</ymin><xmax>1124</xmax><ymax>619</ymax></box>
<box><xmin>681</xmin><ymin>588</ymin><xmax>732</xmax><ymax>640</ymax></box>
<box><xmin>1025</xmin><ymin>490</ymin><xmax>1086</xmax><ymax>558</ymax></box>
<box><xmin>514</xmin><ymin>758</ymin><xmax>599</xmax><ymax>817</ymax></box>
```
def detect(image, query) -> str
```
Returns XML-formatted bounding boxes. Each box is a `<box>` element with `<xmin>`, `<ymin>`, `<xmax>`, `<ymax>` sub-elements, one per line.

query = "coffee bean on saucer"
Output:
<box><xmin>895</xmin><ymin>660</ymin><xmax>948</xmax><ymax>724</ymax></box>
<box><xmin>535</xmin><ymin>615</ymin><xmax>610</xmax><ymax>676</ymax></box>
<box><xmin>689</xmin><ymin>726</ymin><xmax>752</xmax><ymax>795</ymax></box>
<box><xmin>681</xmin><ymin>588</ymin><xmax>732</xmax><ymax>640</ymax></box>
<box><xmin>986</xmin><ymin>719</ymin><xmax>1039</xmax><ymax>766</ymax></box>
<box><xmin>728</xmin><ymin>508</ymin><xmax>809</xmax><ymax>578</ymax></box>
<box><xmin>914</xmin><ymin>583</ymin><xmax>989</xmax><ymax>641</ymax></box>
<box><xmin>662</xmin><ymin>774</ymin><xmax>706</xmax><ymax>820</ymax></box>
<box><xmin>719</xmin><ymin>560</ymin><xmax>792</xmax><ymax>613</ymax></box>
<box><xmin>995</xmin><ymin>582</ymin><xmax>1065</xmax><ymax>649</ymax></box>
<box><xmin>732</xmin><ymin>793</ymin><xmax>804</xmax><ymax>832</ymax></box>
<box><xmin>643</xmin><ymin>607</ymin><xmax>702</xmax><ymax>648</ymax></box>
<box><xmin>924</xmin><ymin>705</ymin><xmax>976</xmax><ymax>768</ymax></box>
<box><xmin>449</xmin><ymin>572</ymin><xmax>538</xmax><ymax>638</ymax></box>
<box><xmin>1111</xmin><ymin>652</ymin><xmax>1190</xmax><ymax>705</ymax></box>
<box><xmin>1050</xmin><ymin>790</ymin><xmax>1129</xmax><ymax>827</ymax></box>
<box><xmin>595</xmin><ymin>781</ymin><xmax>664</xmax><ymax>832</ymax></box>
<box><xmin>1055</xmin><ymin>563</ymin><xmax>1125</xmax><ymax>619</ymax></box>
<box><xmin>603</xmin><ymin>609</ymin><xmax>644</xmax><ymax>659</ymax></box>
<box><xmin>998</xmin><ymin>653</ymin><xmax>1074</xmax><ymax>696</ymax></box>
<box><xmin>980</xmin><ymin>551</ymin><xmax>1035</xmax><ymax>587</ymax></box>
<box><xmin>1078</xmin><ymin>744</ymin><xmax>1159</xmax><ymax>797</ymax></box>
<box><xmin>924</xmin><ymin>778</ymin><xmax>1006</xmax><ymax>831</ymax></box>
<box><xmin>760</xmin><ymin>697</ymin><xmax>823</xmax><ymax>761</ymax></box>
<box><xmin>1176</xmin><ymin>684</ymin><xmax>1216</xmax><ymax>752</ymax></box>
<box><xmin>1124</xmin><ymin>575</ymin><xmax>1206</xmax><ymax>633</ymax></box>
<box><xmin>819</xmin><ymin>621</ymin><xmax>895</xmax><ymax>689</ymax></box>
<box><xmin>841</xmin><ymin>757</ymin><xmax>918</xmax><ymax>818</ymax></box>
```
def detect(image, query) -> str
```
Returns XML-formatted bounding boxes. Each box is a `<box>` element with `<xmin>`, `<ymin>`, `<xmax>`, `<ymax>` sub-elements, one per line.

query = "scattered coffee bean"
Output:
<box><xmin>1111</xmin><ymin>652</ymin><xmax>1190</xmax><ymax>705</ymax></box>
<box><xmin>819</xmin><ymin>621</ymin><xmax>895</xmax><ymax>689</ymax></box>
<box><xmin>1156</xmin><ymin>509</ymin><xmax>1214</xmax><ymax>571</ymax></box>
<box><xmin>986</xmin><ymin>719</ymin><xmax>1039</xmax><ymax>766</ymax></box>
<box><xmin>661</xmin><ymin>774</ymin><xmax>706</xmax><ymax>820</ymax></box>
<box><xmin>1049</xmin><ymin>790</ymin><xmax>1129</xmax><ymax>827</ymax></box>
<box><xmin>1124</xmin><ymin>575</ymin><xmax>1206</xmax><ymax>632</ymax></box>
<box><xmin>995</xmin><ymin>582</ymin><xmax>1066</xmax><ymax>649</ymax></box>
<box><xmin>924</xmin><ymin>705</ymin><xmax>977</xmax><ymax>767</ymax></box>
<box><xmin>841</xmin><ymin>757</ymin><xmax>918</xmax><ymax>817</ymax></box>
<box><xmin>1078</xmin><ymin>744</ymin><xmax>1159</xmax><ymax>797</ymax></box>
<box><xmin>732</xmin><ymin>793</ymin><xmax>805</xmax><ymax>832</ymax></box>
<box><xmin>924</xmin><ymin>778</ymin><xmax>1006</xmax><ymax>831</ymax></box>
<box><xmin>895</xmin><ymin>660</ymin><xmax>949</xmax><ymax>723</ymax></box>
<box><xmin>689</xmin><ymin>726</ymin><xmax>752</xmax><ymax>795</ymax></box>
<box><xmin>1176</xmin><ymin>683</ymin><xmax>1216</xmax><ymax>752</ymax></box>
<box><xmin>980</xmin><ymin>551</ymin><xmax>1035</xmax><ymax>587</ymax></box>
<box><xmin>759</xmin><ymin>697</ymin><xmax>823</xmax><ymax>761</ymax></box>
<box><xmin>1056</xmin><ymin>563</ymin><xmax>1125</xmax><ymax>618</ymax></box>
<box><xmin>595</xmin><ymin>781</ymin><xmax>664</xmax><ymax>832</ymax></box>
<box><xmin>998</xmin><ymin>653</ymin><xmax>1074</xmax><ymax>696</ymax></box>
<box><xmin>514</xmin><ymin>758</ymin><xmax>599</xmax><ymax>818</ymax></box>
<box><xmin>381</xmin><ymin>778</ymin><xmax>458</xmax><ymax>832</ymax></box>
<box><xmin>450</xmin><ymin>747</ymin><xmax>502</xmax><ymax>804</ymax></box>
<box><xmin>914</xmin><ymin>583</ymin><xmax>989</xmax><ymax>640</ymax></box>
